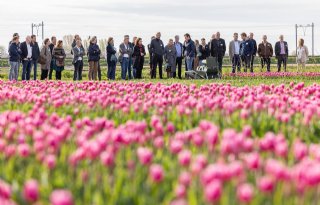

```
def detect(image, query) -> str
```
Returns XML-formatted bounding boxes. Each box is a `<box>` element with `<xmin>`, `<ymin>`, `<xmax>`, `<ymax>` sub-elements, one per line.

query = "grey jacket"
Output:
<box><xmin>119</xmin><ymin>43</ymin><xmax>133</xmax><ymax>62</ymax></box>
<box><xmin>164</xmin><ymin>45</ymin><xmax>177</xmax><ymax>72</ymax></box>
<box><xmin>150</xmin><ymin>38</ymin><xmax>165</xmax><ymax>56</ymax></box>
<box><xmin>229</xmin><ymin>40</ymin><xmax>241</xmax><ymax>59</ymax></box>
<box><xmin>72</xmin><ymin>46</ymin><xmax>85</xmax><ymax>64</ymax></box>
<box><xmin>40</xmin><ymin>46</ymin><xmax>52</xmax><ymax>70</ymax></box>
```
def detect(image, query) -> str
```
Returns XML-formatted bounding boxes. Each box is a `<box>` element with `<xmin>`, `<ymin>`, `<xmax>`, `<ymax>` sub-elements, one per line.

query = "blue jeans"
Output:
<box><xmin>22</xmin><ymin>59</ymin><xmax>32</xmax><ymax>81</ymax></box>
<box><xmin>121</xmin><ymin>57</ymin><xmax>130</xmax><ymax>80</ymax></box>
<box><xmin>9</xmin><ymin>61</ymin><xmax>19</xmax><ymax>81</ymax></box>
<box><xmin>186</xmin><ymin>57</ymin><xmax>194</xmax><ymax>71</ymax></box>
<box><xmin>128</xmin><ymin>57</ymin><xmax>133</xmax><ymax>79</ymax></box>
<box><xmin>107</xmin><ymin>62</ymin><xmax>116</xmax><ymax>80</ymax></box>
<box><xmin>31</xmin><ymin>60</ymin><xmax>38</xmax><ymax>80</ymax></box>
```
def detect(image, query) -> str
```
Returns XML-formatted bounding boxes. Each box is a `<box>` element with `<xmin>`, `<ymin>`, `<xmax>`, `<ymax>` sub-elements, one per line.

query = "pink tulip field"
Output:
<box><xmin>0</xmin><ymin>80</ymin><xmax>320</xmax><ymax>205</ymax></box>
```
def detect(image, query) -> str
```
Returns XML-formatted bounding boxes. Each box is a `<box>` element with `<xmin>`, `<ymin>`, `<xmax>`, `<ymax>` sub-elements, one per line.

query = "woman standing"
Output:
<box><xmin>132</xmin><ymin>38</ymin><xmax>146</xmax><ymax>79</ymax></box>
<box><xmin>106</xmin><ymin>37</ymin><xmax>117</xmax><ymax>80</ymax></box>
<box><xmin>87</xmin><ymin>36</ymin><xmax>101</xmax><ymax>81</ymax></box>
<box><xmin>52</xmin><ymin>40</ymin><xmax>66</xmax><ymax>80</ymax></box>
<box><xmin>8</xmin><ymin>36</ymin><xmax>21</xmax><ymax>81</ymax></box>
<box><xmin>297</xmin><ymin>38</ymin><xmax>309</xmax><ymax>72</ymax></box>
<box><xmin>72</xmin><ymin>40</ymin><xmax>85</xmax><ymax>81</ymax></box>
<box><xmin>39</xmin><ymin>38</ymin><xmax>52</xmax><ymax>80</ymax></box>
<box><xmin>164</xmin><ymin>39</ymin><xmax>177</xmax><ymax>78</ymax></box>
<box><xmin>194</xmin><ymin>39</ymin><xmax>200</xmax><ymax>69</ymax></box>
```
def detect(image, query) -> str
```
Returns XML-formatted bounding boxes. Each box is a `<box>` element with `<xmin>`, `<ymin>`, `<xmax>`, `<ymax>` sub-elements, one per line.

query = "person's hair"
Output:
<box><xmin>195</xmin><ymin>39</ymin><xmax>199</xmax><ymax>45</ymax></box>
<box><xmin>124</xmin><ymin>35</ymin><xmax>129</xmax><ymax>39</ymax></box>
<box><xmin>56</xmin><ymin>40</ymin><xmax>63</xmax><ymax>48</ymax></box>
<box><xmin>51</xmin><ymin>36</ymin><xmax>56</xmax><ymax>41</ymax></box>
<box><xmin>31</xmin><ymin>35</ymin><xmax>36</xmax><ymax>39</ymax></box>
<box><xmin>90</xmin><ymin>36</ymin><xmax>97</xmax><ymax>44</ymax></box>
<box><xmin>234</xmin><ymin>33</ymin><xmax>238</xmax><ymax>36</ymax></box>
<box><xmin>13</xmin><ymin>33</ymin><xmax>19</xmax><ymax>37</ymax></box>
<box><xmin>107</xmin><ymin>37</ymin><xmax>114</xmax><ymax>45</ymax></box>
<box><xmin>201</xmin><ymin>38</ymin><xmax>205</xmax><ymax>41</ymax></box>
<box><xmin>74</xmin><ymin>34</ymin><xmax>79</xmax><ymax>39</ymax></box>
<box><xmin>12</xmin><ymin>36</ymin><xmax>19</xmax><ymax>42</ymax></box>
<box><xmin>184</xmin><ymin>33</ymin><xmax>190</xmax><ymax>38</ymax></box>
<box><xmin>167</xmin><ymin>39</ymin><xmax>173</xmax><ymax>46</ymax></box>
<box><xmin>135</xmin><ymin>38</ymin><xmax>142</xmax><ymax>46</ymax></box>
<box><xmin>43</xmin><ymin>38</ymin><xmax>50</xmax><ymax>45</ymax></box>
<box><xmin>299</xmin><ymin>38</ymin><xmax>304</xmax><ymax>47</ymax></box>
<box><xmin>241</xmin><ymin>33</ymin><xmax>247</xmax><ymax>37</ymax></box>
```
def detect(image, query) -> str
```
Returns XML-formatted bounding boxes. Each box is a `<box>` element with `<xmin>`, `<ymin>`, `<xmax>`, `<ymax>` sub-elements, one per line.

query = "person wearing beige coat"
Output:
<box><xmin>297</xmin><ymin>38</ymin><xmax>309</xmax><ymax>72</ymax></box>
<box><xmin>40</xmin><ymin>38</ymin><xmax>52</xmax><ymax>80</ymax></box>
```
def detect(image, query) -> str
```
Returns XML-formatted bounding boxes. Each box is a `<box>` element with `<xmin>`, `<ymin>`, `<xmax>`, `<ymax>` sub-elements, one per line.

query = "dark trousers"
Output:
<box><xmin>49</xmin><ymin>59</ymin><xmax>55</xmax><ymax>80</ymax></box>
<box><xmin>73</xmin><ymin>61</ymin><xmax>83</xmax><ymax>81</ymax></box>
<box><xmin>261</xmin><ymin>57</ymin><xmax>271</xmax><ymax>72</ymax></box>
<box><xmin>277</xmin><ymin>55</ymin><xmax>287</xmax><ymax>72</ymax></box>
<box><xmin>175</xmin><ymin>57</ymin><xmax>183</xmax><ymax>79</ymax></box>
<box><xmin>231</xmin><ymin>55</ymin><xmax>241</xmax><ymax>73</ymax></box>
<box><xmin>217</xmin><ymin>56</ymin><xmax>223</xmax><ymax>74</ymax></box>
<box><xmin>151</xmin><ymin>54</ymin><xmax>163</xmax><ymax>79</ymax></box>
<box><xmin>32</xmin><ymin>60</ymin><xmax>38</xmax><ymax>80</ymax></box>
<box><xmin>107</xmin><ymin>62</ymin><xmax>116</xmax><ymax>80</ymax></box>
<box><xmin>56</xmin><ymin>71</ymin><xmax>62</xmax><ymax>80</ymax></box>
<box><xmin>22</xmin><ymin>59</ymin><xmax>32</xmax><ymax>80</ymax></box>
<box><xmin>98</xmin><ymin>61</ymin><xmax>101</xmax><ymax>81</ymax></box>
<box><xmin>40</xmin><ymin>69</ymin><xmax>49</xmax><ymax>80</ymax></box>
<box><xmin>242</xmin><ymin>55</ymin><xmax>252</xmax><ymax>72</ymax></box>
<box><xmin>250</xmin><ymin>55</ymin><xmax>255</xmax><ymax>71</ymax></box>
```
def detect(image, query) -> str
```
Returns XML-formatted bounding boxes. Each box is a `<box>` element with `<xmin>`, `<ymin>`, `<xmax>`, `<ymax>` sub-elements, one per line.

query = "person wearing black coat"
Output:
<box><xmin>49</xmin><ymin>36</ymin><xmax>57</xmax><ymax>80</ymax></box>
<box><xmin>20</xmin><ymin>36</ymin><xmax>33</xmax><ymax>81</ymax></box>
<box><xmin>106</xmin><ymin>37</ymin><xmax>117</xmax><ymax>80</ymax></box>
<box><xmin>150</xmin><ymin>32</ymin><xmax>165</xmax><ymax>79</ymax></box>
<box><xmin>87</xmin><ymin>36</ymin><xmax>101</xmax><ymax>81</ymax></box>
<box><xmin>209</xmin><ymin>32</ymin><xmax>226</xmax><ymax>75</ymax></box>
<box><xmin>31</xmin><ymin>35</ymin><xmax>40</xmax><ymax>80</ymax></box>
<box><xmin>275</xmin><ymin>35</ymin><xmax>289</xmax><ymax>72</ymax></box>
<box><xmin>249</xmin><ymin>33</ymin><xmax>257</xmax><ymax>72</ymax></box>
<box><xmin>199</xmin><ymin>38</ymin><xmax>209</xmax><ymax>65</ymax></box>
<box><xmin>132</xmin><ymin>38</ymin><xmax>146</xmax><ymax>79</ymax></box>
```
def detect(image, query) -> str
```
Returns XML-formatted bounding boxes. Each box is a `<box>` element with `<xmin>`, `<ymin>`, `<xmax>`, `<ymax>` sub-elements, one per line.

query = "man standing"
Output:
<box><xmin>119</xmin><ymin>35</ymin><xmax>133</xmax><ymax>80</ymax></box>
<box><xmin>249</xmin><ymin>33</ymin><xmax>257</xmax><ymax>72</ymax></box>
<box><xmin>150</xmin><ymin>32</ymin><xmax>164</xmax><ymax>79</ymax></box>
<box><xmin>20</xmin><ymin>36</ymin><xmax>33</xmax><ymax>80</ymax></box>
<box><xmin>174</xmin><ymin>35</ymin><xmax>184</xmax><ymax>79</ymax></box>
<box><xmin>130</xmin><ymin>36</ymin><xmax>137</xmax><ymax>78</ymax></box>
<box><xmin>240</xmin><ymin>33</ymin><xmax>254</xmax><ymax>73</ymax></box>
<box><xmin>49</xmin><ymin>36</ymin><xmax>57</xmax><ymax>80</ymax></box>
<box><xmin>31</xmin><ymin>35</ymin><xmax>40</xmax><ymax>80</ymax></box>
<box><xmin>199</xmin><ymin>38</ymin><xmax>209</xmax><ymax>66</ymax></box>
<box><xmin>147</xmin><ymin>36</ymin><xmax>156</xmax><ymax>76</ymax></box>
<box><xmin>275</xmin><ymin>35</ymin><xmax>289</xmax><ymax>72</ymax></box>
<box><xmin>184</xmin><ymin>33</ymin><xmax>196</xmax><ymax>72</ymax></box>
<box><xmin>229</xmin><ymin>33</ymin><xmax>241</xmax><ymax>73</ymax></box>
<box><xmin>210</xmin><ymin>32</ymin><xmax>226</xmax><ymax>75</ymax></box>
<box><xmin>258</xmin><ymin>35</ymin><xmax>273</xmax><ymax>72</ymax></box>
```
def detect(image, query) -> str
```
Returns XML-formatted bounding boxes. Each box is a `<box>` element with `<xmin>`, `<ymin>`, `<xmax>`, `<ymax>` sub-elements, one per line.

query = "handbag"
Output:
<box><xmin>110</xmin><ymin>54</ymin><xmax>117</xmax><ymax>62</ymax></box>
<box><xmin>38</xmin><ymin>48</ymin><xmax>47</xmax><ymax>65</ymax></box>
<box><xmin>56</xmin><ymin>59</ymin><xmax>65</xmax><ymax>67</ymax></box>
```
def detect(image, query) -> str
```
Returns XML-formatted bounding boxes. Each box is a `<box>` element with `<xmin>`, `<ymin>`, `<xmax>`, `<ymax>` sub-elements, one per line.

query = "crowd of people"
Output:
<box><xmin>7</xmin><ymin>31</ymin><xmax>309</xmax><ymax>81</ymax></box>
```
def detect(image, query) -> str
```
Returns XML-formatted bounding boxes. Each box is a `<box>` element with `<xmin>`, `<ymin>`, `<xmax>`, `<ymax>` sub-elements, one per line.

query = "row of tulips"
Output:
<box><xmin>1</xmin><ymin>106</ymin><xmax>320</xmax><ymax>204</ymax></box>
<box><xmin>224</xmin><ymin>72</ymin><xmax>320</xmax><ymax>78</ymax></box>
<box><xmin>0</xmin><ymin>81</ymin><xmax>319</xmax><ymax>140</ymax></box>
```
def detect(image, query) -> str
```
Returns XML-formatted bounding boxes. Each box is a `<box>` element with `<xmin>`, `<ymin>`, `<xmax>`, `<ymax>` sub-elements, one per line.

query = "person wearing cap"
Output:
<box><xmin>150</xmin><ymin>32</ymin><xmax>165</xmax><ymax>79</ymax></box>
<box><xmin>20</xmin><ymin>36</ymin><xmax>33</xmax><ymax>80</ymax></box>
<box><xmin>31</xmin><ymin>35</ymin><xmax>40</xmax><ymax>80</ymax></box>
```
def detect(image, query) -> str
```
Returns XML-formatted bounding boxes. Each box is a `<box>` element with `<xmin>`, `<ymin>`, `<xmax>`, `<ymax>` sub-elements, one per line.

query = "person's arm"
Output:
<box><xmin>305</xmin><ymin>46</ymin><xmax>309</xmax><ymax>58</ymax></box>
<box><xmin>270</xmin><ymin>44</ymin><xmax>274</xmax><ymax>57</ymax></box>
<box><xmin>285</xmin><ymin>42</ymin><xmax>289</xmax><ymax>57</ymax></box>
<box><xmin>257</xmin><ymin>44</ymin><xmax>261</xmax><ymax>57</ymax></box>
<box><xmin>228</xmin><ymin>42</ymin><xmax>232</xmax><ymax>59</ymax></box>
<box><xmin>222</xmin><ymin>39</ymin><xmax>226</xmax><ymax>55</ymax></box>
<box><xmin>189</xmin><ymin>42</ymin><xmax>195</xmax><ymax>57</ymax></box>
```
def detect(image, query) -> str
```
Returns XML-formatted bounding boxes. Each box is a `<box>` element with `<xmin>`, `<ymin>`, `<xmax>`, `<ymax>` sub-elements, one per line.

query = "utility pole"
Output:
<box><xmin>295</xmin><ymin>23</ymin><xmax>315</xmax><ymax>56</ymax></box>
<box><xmin>31</xmin><ymin>21</ymin><xmax>44</xmax><ymax>40</ymax></box>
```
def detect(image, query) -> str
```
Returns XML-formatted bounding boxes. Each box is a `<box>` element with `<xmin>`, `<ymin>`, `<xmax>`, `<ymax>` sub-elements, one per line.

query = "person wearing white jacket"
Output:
<box><xmin>297</xmin><ymin>38</ymin><xmax>309</xmax><ymax>72</ymax></box>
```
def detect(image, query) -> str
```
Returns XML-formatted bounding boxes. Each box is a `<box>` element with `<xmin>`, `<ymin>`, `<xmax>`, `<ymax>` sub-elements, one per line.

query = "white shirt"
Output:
<box><xmin>123</xmin><ymin>44</ymin><xmax>129</xmax><ymax>58</ymax></box>
<box><xmin>234</xmin><ymin>41</ymin><xmax>240</xmax><ymax>55</ymax></box>
<box><xmin>27</xmin><ymin>43</ymin><xmax>32</xmax><ymax>58</ymax></box>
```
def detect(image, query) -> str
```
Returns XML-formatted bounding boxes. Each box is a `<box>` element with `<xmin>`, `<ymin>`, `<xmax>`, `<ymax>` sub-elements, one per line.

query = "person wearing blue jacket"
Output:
<box><xmin>184</xmin><ymin>33</ymin><xmax>196</xmax><ymax>72</ymax></box>
<box><xmin>8</xmin><ymin>36</ymin><xmax>21</xmax><ymax>81</ymax></box>
<box><xmin>249</xmin><ymin>33</ymin><xmax>257</xmax><ymax>72</ymax></box>
<box><xmin>87</xmin><ymin>36</ymin><xmax>101</xmax><ymax>81</ymax></box>
<box><xmin>240</xmin><ymin>33</ymin><xmax>254</xmax><ymax>73</ymax></box>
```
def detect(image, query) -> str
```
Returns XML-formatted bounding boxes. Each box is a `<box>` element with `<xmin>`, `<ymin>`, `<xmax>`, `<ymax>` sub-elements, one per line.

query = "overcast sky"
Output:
<box><xmin>0</xmin><ymin>0</ymin><xmax>319</xmax><ymax>54</ymax></box>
